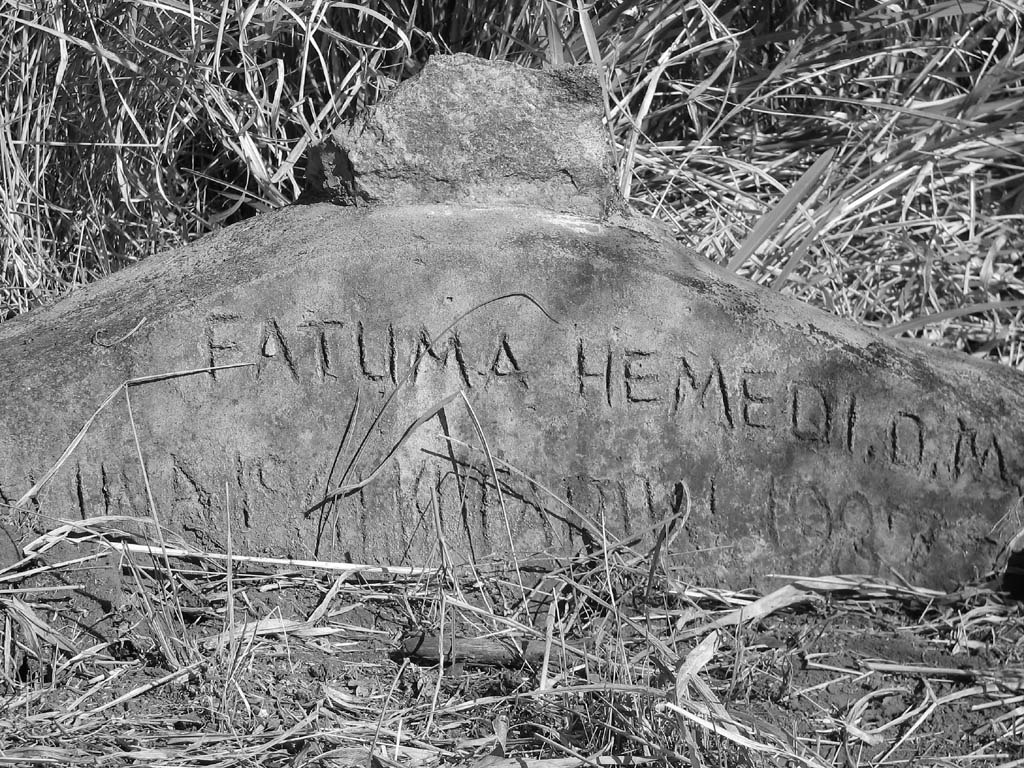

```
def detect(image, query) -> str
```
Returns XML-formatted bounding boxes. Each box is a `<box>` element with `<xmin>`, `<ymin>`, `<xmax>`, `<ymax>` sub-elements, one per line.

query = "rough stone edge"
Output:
<box><xmin>302</xmin><ymin>54</ymin><xmax>624</xmax><ymax>219</ymax></box>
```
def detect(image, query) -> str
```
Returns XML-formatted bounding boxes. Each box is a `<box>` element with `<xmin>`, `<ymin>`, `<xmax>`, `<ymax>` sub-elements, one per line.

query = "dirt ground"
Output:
<box><xmin>4</xmin><ymin>547</ymin><xmax>1024</xmax><ymax>768</ymax></box>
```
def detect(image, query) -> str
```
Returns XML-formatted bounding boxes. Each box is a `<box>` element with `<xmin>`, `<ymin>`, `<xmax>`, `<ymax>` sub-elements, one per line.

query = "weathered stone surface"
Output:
<box><xmin>1</xmin><ymin>56</ymin><xmax>1022</xmax><ymax>591</ymax></box>
<box><xmin>303</xmin><ymin>54</ymin><xmax>620</xmax><ymax>218</ymax></box>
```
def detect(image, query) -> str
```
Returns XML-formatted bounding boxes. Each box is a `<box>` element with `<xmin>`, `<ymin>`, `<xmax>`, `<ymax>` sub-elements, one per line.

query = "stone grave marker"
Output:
<box><xmin>2</xmin><ymin>54</ymin><xmax>1022</xmax><ymax>591</ymax></box>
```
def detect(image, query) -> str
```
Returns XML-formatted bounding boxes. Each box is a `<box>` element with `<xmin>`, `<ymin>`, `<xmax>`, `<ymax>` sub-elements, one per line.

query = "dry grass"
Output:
<box><xmin>605</xmin><ymin>0</ymin><xmax>1024</xmax><ymax>367</ymax></box>
<box><xmin>3</xmin><ymin>0</ymin><xmax>1024</xmax><ymax>365</ymax></box>
<box><xmin>4</xmin><ymin>2</ymin><xmax>1024</xmax><ymax>765</ymax></box>
<box><xmin>2</xmin><ymin>515</ymin><xmax>1024</xmax><ymax>767</ymax></box>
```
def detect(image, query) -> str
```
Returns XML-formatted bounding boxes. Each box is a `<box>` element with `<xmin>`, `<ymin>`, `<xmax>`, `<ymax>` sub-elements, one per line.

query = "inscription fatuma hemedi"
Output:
<box><xmin>1</xmin><ymin>203</ymin><xmax>1020</xmax><ymax>593</ymax></box>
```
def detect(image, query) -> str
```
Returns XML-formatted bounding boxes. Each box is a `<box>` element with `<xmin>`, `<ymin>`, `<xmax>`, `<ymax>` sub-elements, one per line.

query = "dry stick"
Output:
<box><xmin>531</xmin><ymin>733</ymin><xmax>602</xmax><ymax>768</ymax></box>
<box><xmin>199</xmin><ymin>617</ymin><xmax>343</xmax><ymax>650</ymax></box>
<box><xmin>0</xmin><ymin>585</ymin><xmax>84</xmax><ymax>595</ymax></box>
<box><xmin>19</xmin><ymin>515</ymin><xmax>163</xmax><ymax>557</ymax></box>
<box><xmin>0</xmin><ymin>553</ymin><xmax>105</xmax><ymax>583</ymax></box>
<box><xmin>55</xmin><ymin>641</ymin><xmax>116</xmax><ymax>678</ymax></box>
<box><xmin>772</xmin><ymin>574</ymin><xmax>949</xmax><ymax>602</ymax></box>
<box><xmin>597</xmin><ymin>500</ymin><xmax>619</xmax><ymax>651</ymax></box>
<box><xmin>861</xmin><ymin>661</ymin><xmax>978</xmax><ymax>680</ymax></box>
<box><xmin>105</xmin><ymin>542</ymin><xmax>436</xmax><ymax>576</ymax></box>
<box><xmin>61</xmin><ymin>666</ymin><xmax>131</xmax><ymax>715</ymax></box>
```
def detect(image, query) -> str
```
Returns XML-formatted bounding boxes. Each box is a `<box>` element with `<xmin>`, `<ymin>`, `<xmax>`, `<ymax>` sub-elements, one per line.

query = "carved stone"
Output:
<box><xmin>1</xmin><ymin>55</ymin><xmax>1021</xmax><ymax>590</ymax></box>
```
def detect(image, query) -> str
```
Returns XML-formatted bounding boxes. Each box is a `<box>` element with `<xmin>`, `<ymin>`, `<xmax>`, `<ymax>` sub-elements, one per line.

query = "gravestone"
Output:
<box><xmin>1</xmin><ymin>54</ymin><xmax>1022</xmax><ymax>591</ymax></box>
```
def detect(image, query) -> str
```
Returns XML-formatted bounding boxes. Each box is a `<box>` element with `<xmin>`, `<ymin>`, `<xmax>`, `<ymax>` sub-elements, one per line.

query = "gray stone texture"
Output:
<box><xmin>1</xmin><ymin>56</ymin><xmax>1022</xmax><ymax>591</ymax></box>
<box><xmin>303</xmin><ymin>54</ymin><xmax>621</xmax><ymax>218</ymax></box>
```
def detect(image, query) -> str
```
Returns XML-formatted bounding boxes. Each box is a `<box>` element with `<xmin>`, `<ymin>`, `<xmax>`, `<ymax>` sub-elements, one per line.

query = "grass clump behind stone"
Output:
<box><xmin>2</xmin><ymin>0</ymin><xmax>1024</xmax><ymax>365</ymax></box>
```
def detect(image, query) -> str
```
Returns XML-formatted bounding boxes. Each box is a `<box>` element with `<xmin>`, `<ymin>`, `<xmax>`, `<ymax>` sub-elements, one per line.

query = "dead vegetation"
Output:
<box><xmin>3</xmin><ymin>0</ymin><xmax>1024</xmax><ymax>364</ymax></box>
<box><xmin>2</xmin><ymin>512</ymin><xmax>1024</xmax><ymax>767</ymax></box>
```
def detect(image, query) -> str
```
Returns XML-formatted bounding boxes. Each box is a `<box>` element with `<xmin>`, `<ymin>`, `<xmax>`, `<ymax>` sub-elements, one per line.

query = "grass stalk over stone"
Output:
<box><xmin>3</xmin><ymin>0</ymin><xmax>1024</xmax><ymax>365</ymax></box>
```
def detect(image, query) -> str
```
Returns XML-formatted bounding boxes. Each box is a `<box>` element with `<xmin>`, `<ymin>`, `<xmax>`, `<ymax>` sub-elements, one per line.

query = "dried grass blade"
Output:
<box><xmin>0</xmin><ymin>12</ymin><xmax>141</xmax><ymax>73</ymax></box>
<box><xmin>883</xmin><ymin>299</ymin><xmax>1024</xmax><ymax>337</ymax></box>
<box><xmin>84</xmin><ymin>660</ymin><xmax>202</xmax><ymax>716</ymax></box>
<box><xmin>574</xmin><ymin>0</ymin><xmax>602</xmax><ymax>67</ymax></box>
<box><xmin>330</xmin><ymin>391</ymin><xmax>461</xmax><ymax>498</ymax></box>
<box><xmin>1</xmin><ymin>596</ymin><xmax>79</xmax><ymax>656</ymax></box>
<box><xmin>727</xmin><ymin>148</ymin><xmax>835</xmax><ymax>272</ymax></box>
<box><xmin>682</xmin><ymin>583</ymin><xmax>817</xmax><ymax>638</ymax></box>
<box><xmin>676</xmin><ymin>630</ymin><xmax>719</xmax><ymax>690</ymax></box>
<box><xmin>13</xmin><ymin>363</ymin><xmax>252</xmax><ymax>509</ymax></box>
<box><xmin>662</xmin><ymin>700</ymin><xmax>824</xmax><ymax>766</ymax></box>
<box><xmin>457</xmin><ymin>391</ymin><xmax>526</xmax><ymax>607</ymax></box>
